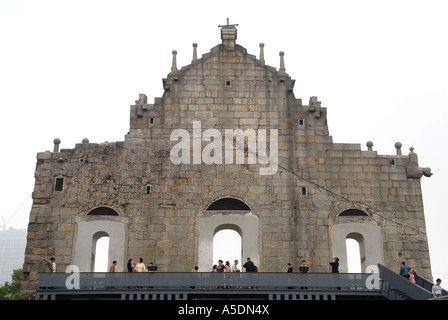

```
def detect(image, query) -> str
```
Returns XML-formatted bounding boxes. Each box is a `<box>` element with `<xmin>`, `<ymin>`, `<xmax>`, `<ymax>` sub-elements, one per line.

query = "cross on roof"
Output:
<box><xmin>218</xmin><ymin>18</ymin><xmax>238</xmax><ymax>28</ymax></box>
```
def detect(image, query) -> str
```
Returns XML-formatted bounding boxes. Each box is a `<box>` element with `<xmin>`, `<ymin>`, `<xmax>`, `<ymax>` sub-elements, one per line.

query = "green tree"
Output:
<box><xmin>0</xmin><ymin>269</ymin><xmax>24</xmax><ymax>300</ymax></box>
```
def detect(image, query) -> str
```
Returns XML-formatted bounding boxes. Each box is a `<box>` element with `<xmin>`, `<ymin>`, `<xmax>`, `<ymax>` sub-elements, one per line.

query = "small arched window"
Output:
<box><xmin>338</xmin><ymin>209</ymin><xmax>369</xmax><ymax>217</ymax></box>
<box><xmin>87</xmin><ymin>206</ymin><xmax>119</xmax><ymax>216</ymax></box>
<box><xmin>213</xmin><ymin>225</ymin><xmax>242</xmax><ymax>268</ymax></box>
<box><xmin>346</xmin><ymin>232</ymin><xmax>365</xmax><ymax>273</ymax></box>
<box><xmin>145</xmin><ymin>183</ymin><xmax>152</xmax><ymax>195</ymax></box>
<box><xmin>206</xmin><ymin>197</ymin><xmax>251</xmax><ymax>211</ymax></box>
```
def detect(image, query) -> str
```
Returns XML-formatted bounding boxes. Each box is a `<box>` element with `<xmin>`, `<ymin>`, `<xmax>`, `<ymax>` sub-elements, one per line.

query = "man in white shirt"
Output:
<box><xmin>231</xmin><ymin>260</ymin><xmax>240</xmax><ymax>272</ymax></box>
<box><xmin>42</xmin><ymin>257</ymin><xmax>56</xmax><ymax>272</ymax></box>
<box><xmin>432</xmin><ymin>278</ymin><xmax>443</xmax><ymax>298</ymax></box>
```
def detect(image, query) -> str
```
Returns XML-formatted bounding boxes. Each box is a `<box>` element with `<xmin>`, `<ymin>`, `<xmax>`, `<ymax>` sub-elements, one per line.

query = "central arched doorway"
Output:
<box><xmin>197</xmin><ymin>197</ymin><xmax>260</xmax><ymax>272</ymax></box>
<box><xmin>346</xmin><ymin>236</ymin><xmax>362</xmax><ymax>273</ymax></box>
<box><xmin>213</xmin><ymin>225</ymin><xmax>242</xmax><ymax>270</ymax></box>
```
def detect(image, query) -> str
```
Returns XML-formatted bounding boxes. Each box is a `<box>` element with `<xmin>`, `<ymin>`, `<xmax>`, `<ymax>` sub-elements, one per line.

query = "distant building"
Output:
<box><xmin>0</xmin><ymin>228</ymin><xmax>26</xmax><ymax>284</ymax></box>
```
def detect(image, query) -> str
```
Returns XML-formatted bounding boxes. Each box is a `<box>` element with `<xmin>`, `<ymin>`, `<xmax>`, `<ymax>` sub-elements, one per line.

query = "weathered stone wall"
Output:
<box><xmin>20</xmin><ymin>26</ymin><xmax>432</xmax><ymax>299</ymax></box>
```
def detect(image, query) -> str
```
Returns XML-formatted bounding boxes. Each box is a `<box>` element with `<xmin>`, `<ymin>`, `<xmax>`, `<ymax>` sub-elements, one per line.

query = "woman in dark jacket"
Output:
<box><xmin>127</xmin><ymin>259</ymin><xmax>134</xmax><ymax>272</ymax></box>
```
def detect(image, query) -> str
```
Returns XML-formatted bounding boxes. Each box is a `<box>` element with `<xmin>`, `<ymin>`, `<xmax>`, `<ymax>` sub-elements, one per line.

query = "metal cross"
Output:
<box><xmin>218</xmin><ymin>18</ymin><xmax>238</xmax><ymax>28</ymax></box>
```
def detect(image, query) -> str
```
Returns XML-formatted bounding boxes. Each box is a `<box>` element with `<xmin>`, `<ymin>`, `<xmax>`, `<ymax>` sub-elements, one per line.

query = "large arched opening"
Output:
<box><xmin>197</xmin><ymin>197</ymin><xmax>259</xmax><ymax>273</ymax></box>
<box><xmin>331</xmin><ymin>223</ymin><xmax>383</xmax><ymax>273</ymax></box>
<box><xmin>72</xmin><ymin>206</ymin><xmax>128</xmax><ymax>272</ymax></box>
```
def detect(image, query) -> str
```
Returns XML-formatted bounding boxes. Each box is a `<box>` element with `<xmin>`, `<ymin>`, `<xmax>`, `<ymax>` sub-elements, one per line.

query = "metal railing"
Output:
<box><xmin>378</xmin><ymin>263</ymin><xmax>434</xmax><ymax>300</ymax></box>
<box><xmin>36</xmin><ymin>265</ymin><xmax>445</xmax><ymax>300</ymax></box>
<box><xmin>415</xmin><ymin>274</ymin><xmax>448</xmax><ymax>297</ymax></box>
<box><xmin>39</xmin><ymin>271</ymin><xmax>377</xmax><ymax>291</ymax></box>
<box><xmin>37</xmin><ymin>271</ymin><xmax>380</xmax><ymax>300</ymax></box>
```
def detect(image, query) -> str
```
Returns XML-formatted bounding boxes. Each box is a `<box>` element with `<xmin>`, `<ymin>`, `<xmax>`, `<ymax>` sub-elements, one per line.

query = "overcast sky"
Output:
<box><xmin>1</xmin><ymin>0</ymin><xmax>447</xmax><ymax>282</ymax></box>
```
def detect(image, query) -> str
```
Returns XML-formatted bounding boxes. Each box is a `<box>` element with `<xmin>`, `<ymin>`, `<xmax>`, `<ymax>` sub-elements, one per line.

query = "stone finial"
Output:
<box><xmin>259</xmin><ymin>43</ymin><xmax>265</xmax><ymax>66</ymax></box>
<box><xmin>395</xmin><ymin>142</ymin><xmax>402</xmax><ymax>155</ymax></box>
<box><xmin>171</xmin><ymin>50</ymin><xmax>178</xmax><ymax>73</ymax></box>
<box><xmin>309</xmin><ymin>96</ymin><xmax>322</xmax><ymax>119</ymax></box>
<box><xmin>53</xmin><ymin>138</ymin><xmax>61</xmax><ymax>153</ymax></box>
<box><xmin>408</xmin><ymin>147</ymin><xmax>418</xmax><ymax>165</ymax></box>
<box><xmin>82</xmin><ymin>138</ymin><xmax>89</xmax><ymax>144</ymax></box>
<box><xmin>279</xmin><ymin>51</ymin><xmax>286</xmax><ymax>73</ymax></box>
<box><xmin>366</xmin><ymin>141</ymin><xmax>374</xmax><ymax>151</ymax></box>
<box><xmin>192</xmin><ymin>43</ymin><xmax>198</xmax><ymax>62</ymax></box>
<box><xmin>137</xmin><ymin>93</ymin><xmax>147</xmax><ymax>105</ymax></box>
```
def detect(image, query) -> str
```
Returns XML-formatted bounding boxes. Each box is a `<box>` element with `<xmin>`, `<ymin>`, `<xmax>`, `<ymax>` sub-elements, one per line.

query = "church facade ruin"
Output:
<box><xmin>21</xmin><ymin>23</ymin><xmax>432</xmax><ymax>298</ymax></box>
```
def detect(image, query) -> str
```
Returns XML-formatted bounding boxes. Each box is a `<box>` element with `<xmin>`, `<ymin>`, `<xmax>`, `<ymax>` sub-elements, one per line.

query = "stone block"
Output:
<box><xmin>32</xmin><ymin>192</ymin><xmax>51</xmax><ymax>199</ymax></box>
<box><xmin>57</xmin><ymin>224</ymin><xmax>75</xmax><ymax>232</ymax></box>
<box><xmin>294</xmin><ymin>136</ymin><xmax>315</xmax><ymax>143</ymax></box>
<box><xmin>157</xmin><ymin>239</ymin><xmax>173</xmax><ymax>248</ymax></box>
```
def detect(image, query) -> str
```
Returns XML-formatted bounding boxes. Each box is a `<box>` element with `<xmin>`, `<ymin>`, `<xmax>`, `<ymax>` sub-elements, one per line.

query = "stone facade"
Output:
<box><xmin>21</xmin><ymin>25</ymin><xmax>432</xmax><ymax>298</ymax></box>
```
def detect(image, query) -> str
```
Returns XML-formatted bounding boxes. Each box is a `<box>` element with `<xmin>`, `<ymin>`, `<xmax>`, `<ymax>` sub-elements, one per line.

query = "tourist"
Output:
<box><xmin>330</xmin><ymin>257</ymin><xmax>339</xmax><ymax>273</ymax></box>
<box><xmin>145</xmin><ymin>262</ymin><xmax>157</xmax><ymax>272</ymax></box>
<box><xmin>109</xmin><ymin>260</ymin><xmax>117</xmax><ymax>272</ymax></box>
<box><xmin>127</xmin><ymin>259</ymin><xmax>134</xmax><ymax>272</ymax></box>
<box><xmin>406</xmin><ymin>267</ymin><xmax>416</xmax><ymax>283</ymax></box>
<box><xmin>190</xmin><ymin>266</ymin><xmax>199</xmax><ymax>289</ymax></box>
<box><xmin>231</xmin><ymin>260</ymin><xmax>240</xmax><ymax>272</ymax></box>
<box><xmin>399</xmin><ymin>261</ymin><xmax>410</xmax><ymax>277</ymax></box>
<box><xmin>210</xmin><ymin>265</ymin><xmax>218</xmax><ymax>289</ymax></box>
<box><xmin>224</xmin><ymin>261</ymin><xmax>231</xmax><ymax>272</ymax></box>
<box><xmin>215</xmin><ymin>260</ymin><xmax>225</xmax><ymax>289</ymax></box>
<box><xmin>286</xmin><ymin>262</ymin><xmax>293</xmax><ymax>289</ymax></box>
<box><xmin>299</xmin><ymin>260</ymin><xmax>309</xmax><ymax>273</ymax></box>
<box><xmin>42</xmin><ymin>257</ymin><xmax>56</xmax><ymax>273</ymax></box>
<box><xmin>216</xmin><ymin>260</ymin><xmax>224</xmax><ymax>272</ymax></box>
<box><xmin>135</xmin><ymin>258</ymin><xmax>146</xmax><ymax>272</ymax></box>
<box><xmin>432</xmin><ymin>278</ymin><xmax>443</xmax><ymax>298</ymax></box>
<box><xmin>243</xmin><ymin>257</ymin><xmax>255</xmax><ymax>272</ymax></box>
<box><xmin>298</xmin><ymin>260</ymin><xmax>310</xmax><ymax>290</ymax></box>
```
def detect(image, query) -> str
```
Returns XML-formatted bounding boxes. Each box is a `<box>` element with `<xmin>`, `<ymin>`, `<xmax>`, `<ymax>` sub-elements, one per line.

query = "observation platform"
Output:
<box><xmin>36</xmin><ymin>271</ymin><xmax>380</xmax><ymax>300</ymax></box>
<box><xmin>34</xmin><ymin>264</ymin><xmax>446</xmax><ymax>300</ymax></box>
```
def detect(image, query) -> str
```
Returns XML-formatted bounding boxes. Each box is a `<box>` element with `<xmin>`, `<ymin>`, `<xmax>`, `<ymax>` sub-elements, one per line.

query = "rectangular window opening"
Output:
<box><xmin>146</xmin><ymin>184</ymin><xmax>152</xmax><ymax>195</ymax></box>
<box><xmin>298</xmin><ymin>119</ymin><xmax>305</xmax><ymax>126</ymax></box>
<box><xmin>54</xmin><ymin>177</ymin><xmax>64</xmax><ymax>192</ymax></box>
<box><xmin>225</xmin><ymin>80</ymin><xmax>232</xmax><ymax>87</ymax></box>
<box><xmin>301</xmin><ymin>187</ymin><xmax>308</xmax><ymax>196</ymax></box>
<box><xmin>149</xmin><ymin>118</ymin><xmax>154</xmax><ymax>124</ymax></box>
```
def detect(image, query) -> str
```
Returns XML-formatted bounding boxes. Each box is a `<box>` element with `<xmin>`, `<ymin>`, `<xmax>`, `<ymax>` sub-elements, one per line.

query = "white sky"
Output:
<box><xmin>0</xmin><ymin>0</ymin><xmax>447</xmax><ymax>282</ymax></box>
